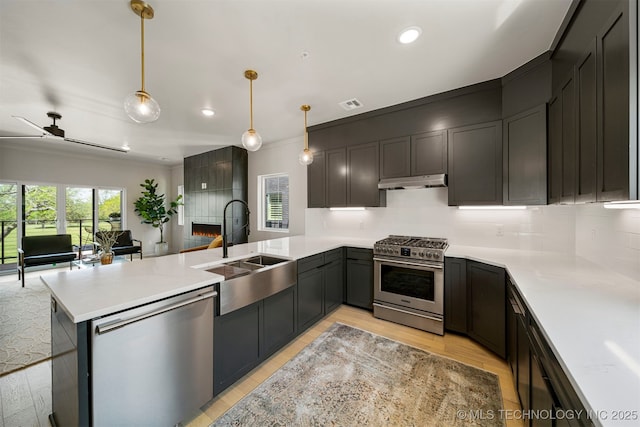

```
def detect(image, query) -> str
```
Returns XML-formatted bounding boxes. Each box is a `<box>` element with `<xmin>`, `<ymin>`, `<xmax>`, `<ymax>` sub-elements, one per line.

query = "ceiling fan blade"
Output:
<box><xmin>12</xmin><ymin>116</ymin><xmax>51</xmax><ymax>135</ymax></box>
<box><xmin>0</xmin><ymin>134</ymin><xmax>46</xmax><ymax>139</ymax></box>
<box><xmin>64</xmin><ymin>137</ymin><xmax>129</xmax><ymax>153</ymax></box>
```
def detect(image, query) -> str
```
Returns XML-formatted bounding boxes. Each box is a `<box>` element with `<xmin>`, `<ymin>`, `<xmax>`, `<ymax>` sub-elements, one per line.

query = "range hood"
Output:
<box><xmin>378</xmin><ymin>174</ymin><xmax>447</xmax><ymax>190</ymax></box>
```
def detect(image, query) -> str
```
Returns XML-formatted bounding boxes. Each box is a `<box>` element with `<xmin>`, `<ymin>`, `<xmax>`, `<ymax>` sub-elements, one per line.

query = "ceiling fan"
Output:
<box><xmin>0</xmin><ymin>111</ymin><xmax>129</xmax><ymax>153</ymax></box>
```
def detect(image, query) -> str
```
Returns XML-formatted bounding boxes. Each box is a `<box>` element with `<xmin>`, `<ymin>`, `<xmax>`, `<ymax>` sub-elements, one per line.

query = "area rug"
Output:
<box><xmin>212</xmin><ymin>323</ymin><xmax>505</xmax><ymax>426</ymax></box>
<box><xmin>0</xmin><ymin>277</ymin><xmax>51</xmax><ymax>376</ymax></box>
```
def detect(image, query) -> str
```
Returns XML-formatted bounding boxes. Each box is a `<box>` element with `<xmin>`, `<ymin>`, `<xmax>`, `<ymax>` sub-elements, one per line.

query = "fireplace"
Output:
<box><xmin>192</xmin><ymin>223</ymin><xmax>222</xmax><ymax>238</ymax></box>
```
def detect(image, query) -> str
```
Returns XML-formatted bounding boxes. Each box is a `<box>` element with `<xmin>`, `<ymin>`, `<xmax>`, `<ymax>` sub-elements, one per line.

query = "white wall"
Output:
<box><xmin>169</xmin><ymin>163</ymin><xmax>184</xmax><ymax>252</ymax></box>
<box><xmin>0</xmin><ymin>144</ymin><xmax>180</xmax><ymax>254</ymax></box>
<box><xmin>247</xmin><ymin>137</ymin><xmax>307</xmax><ymax>242</ymax></box>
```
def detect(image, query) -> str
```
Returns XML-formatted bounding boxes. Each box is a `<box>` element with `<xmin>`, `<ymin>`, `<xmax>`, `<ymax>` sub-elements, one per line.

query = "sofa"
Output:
<box><xmin>18</xmin><ymin>234</ymin><xmax>76</xmax><ymax>287</ymax></box>
<box><xmin>96</xmin><ymin>230</ymin><xmax>142</xmax><ymax>260</ymax></box>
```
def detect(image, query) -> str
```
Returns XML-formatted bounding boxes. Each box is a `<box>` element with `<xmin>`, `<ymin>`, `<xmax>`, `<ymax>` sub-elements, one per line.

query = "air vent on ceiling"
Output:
<box><xmin>339</xmin><ymin>98</ymin><xmax>364</xmax><ymax>111</ymax></box>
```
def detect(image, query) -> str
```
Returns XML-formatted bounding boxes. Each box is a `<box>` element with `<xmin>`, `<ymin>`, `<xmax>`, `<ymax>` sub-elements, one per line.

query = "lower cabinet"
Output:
<box><xmin>214</xmin><ymin>301</ymin><xmax>261</xmax><ymax>395</ymax></box>
<box><xmin>345</xmin><ymin>248</ymin><xmax>373</xmax><ymax>310</ymax></box>
<box><xmin>214</xmin><ymin>286</ymin><xmax>297</xmax><ymax>395</ymax></box>
<box><xmin>467</xmin><ymin>261</ymin><xmax>506</xmax><ymax>359</ymax></box>
<box><xmin>444</xmin><ymin>257</ymin><xmax>506</xmax><ymax>358</ymax></box>
<box><xmin>297</xmin><ymin>248</ymin><xmax>345</xmax><ymax>333</ymax></box>
<box><xmin>508</xmin><ymin>280</ymin><xmax>593</xmax><ymax>427</ymax></box>
<box><xmin>297</xmin><ymin>265</ymin><xmax>325</xmax><ymax>332</ymax></box>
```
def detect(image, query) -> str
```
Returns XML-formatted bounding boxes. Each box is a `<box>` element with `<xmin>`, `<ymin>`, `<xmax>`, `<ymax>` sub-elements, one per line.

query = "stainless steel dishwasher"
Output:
<box><xmin>91</xmin><ymin>286</ymin><xmax>216</xmax><ymax>426</ymax></box>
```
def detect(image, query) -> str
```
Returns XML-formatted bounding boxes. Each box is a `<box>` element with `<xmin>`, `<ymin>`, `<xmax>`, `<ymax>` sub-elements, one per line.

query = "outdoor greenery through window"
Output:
<box><xmin>0</xmin><ymin>182</ymin><xmax>124</xmax><ymax>270</ymax></box>
<box><xmin>259</xmin><ymin>174</ymin><xmax>289</xmax><ymax>232</ymax></box>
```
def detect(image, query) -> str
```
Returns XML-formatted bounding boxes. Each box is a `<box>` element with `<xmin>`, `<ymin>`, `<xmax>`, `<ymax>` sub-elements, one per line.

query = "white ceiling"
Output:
<box><xmin>0</xmin><ymin>0</ymin><xmax>572</xmax><ymax>165</ymax></box>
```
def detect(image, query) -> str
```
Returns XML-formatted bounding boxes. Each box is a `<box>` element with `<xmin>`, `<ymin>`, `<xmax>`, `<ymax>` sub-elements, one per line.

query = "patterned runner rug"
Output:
<box><xmin>0</xmin><ymin>276</ymin><xmax>51</xmax><ymax>376</ymax></box>
<box><xmin>212</xmin><ymin>323</ymin><xmax>504</xmax><ymax>426</ymax></box>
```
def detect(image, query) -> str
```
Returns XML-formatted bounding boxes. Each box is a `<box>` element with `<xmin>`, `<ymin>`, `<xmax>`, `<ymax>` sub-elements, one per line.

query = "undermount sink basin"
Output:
<box><xmin>203</xmin><ymin>254</ymin><xmax>296</xmax><ymax>315</ymax></box>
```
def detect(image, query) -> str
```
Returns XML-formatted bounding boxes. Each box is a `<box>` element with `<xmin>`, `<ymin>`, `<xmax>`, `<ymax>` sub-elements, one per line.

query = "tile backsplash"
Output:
<box><xmin>305</xmin><ymin>187</ymin><xmax>640</xmax><ymax>281</ymax></box>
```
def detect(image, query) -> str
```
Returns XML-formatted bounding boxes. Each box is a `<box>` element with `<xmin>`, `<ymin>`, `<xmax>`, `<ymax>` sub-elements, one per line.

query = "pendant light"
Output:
<box><xmin>124</xmin><ymin>0</ymin><xmax>160</xmax><ymax>124</ymax></box>
<box><xmin>241</xmin><ymin>70</ymin><xmax>262</xmax><ymax>151</ymax></box>
<box><xmin>299</xmin><ymin>104</ymin><xmax>313</xmax><ymax>165</ymax></box>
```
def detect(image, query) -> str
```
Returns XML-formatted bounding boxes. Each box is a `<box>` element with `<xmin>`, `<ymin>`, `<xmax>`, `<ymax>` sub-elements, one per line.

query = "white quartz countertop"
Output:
<box><xmin>41</xmin><ymin>235</ymin><xmax>379</xmax><ymax>323</ymax></box>
<box><xmin>41</xmin><ymin>236</ymin><xmax>639</xmax><ymax>425</ymax></box>
<box><xmin>446</xmin><ymin>245</ymin><xmax>640</xmax><ymax>427</ymax></box>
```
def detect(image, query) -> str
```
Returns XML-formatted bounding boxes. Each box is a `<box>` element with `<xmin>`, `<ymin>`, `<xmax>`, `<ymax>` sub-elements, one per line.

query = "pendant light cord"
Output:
<box><xmin>304</xmin><ymin>109</ymin><xmax>308</xmax><ymax>150</ymax></box>
<box><xmin>249</xmin><ymin>78</ymin><xmax>254</xmax><ymax>130</ymax></box>
<box><xmin>140</xmin><ymin>14</ymin><xmax>145</xmax><ymax>92</ymax></box>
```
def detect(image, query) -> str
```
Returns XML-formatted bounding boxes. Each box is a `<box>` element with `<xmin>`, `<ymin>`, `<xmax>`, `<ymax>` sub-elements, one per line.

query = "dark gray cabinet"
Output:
<box><xmin>214</xmin><ymin>284</ymin><xmax>297</xmax><ymax>395</ymax></box>
<box><xmin>263</xmin><ymin>286</ymin><xmax>297</xmax><ymax>357</ymax></box>
<box><xmin>548</xmin><ymin>72</ymin><xmax>576</xmax><ymax>204</ymax></box>
<box><xmin>345</xmin><ymin>247</ymin><xmax>373</xmax><ymax>310</ymax></box>
<box><xmin>411</xmin><ymin>130</ymin><xmax>447</xmax><ymax>175</ymax></box>
<box><xmin>444</xmin><ymin>258</ymin><xmax>506</xmax><ymax>358</ymax></box>
<box><xmin>507</xmin><ymin>280</ymin><xmax>593</xmax><ymax>427</ymax></box>
<box><xmin>444</xmin><ymin>257</ymin><xmax>467</xmax><ymax>334</ymax></box>
<box><xmin>575</xmin><ymin>41</ymin><xmax>598</xmax><ymax>203</ymax></box>
<box><xmin>503</xmin><ymin>104</ymin><xmax>547</xmax><ymax>205</ymax></box>
<box><xmin>297</xmin><ymin>248</ymin><xmax>345</xmax><ymax>332</ymax></box>
<box><xmin>307</xmin><ymin>151</ymin><xmax>326</xmax><ymax>208</ymax></box>
<box><xmin>467</xmin><ymin>261</ymin><xmax>506</xmax><ymax>358</ymax></box>
<box><xmin>379</xmin><ymin>136</ymin><xmax>410</xmax><ymax>179</ymax></box>
<box><xmin>214</xmin><ymin>301</ymin><xmax>261</xmax><ymax>395</ymax></box>
<box><xmin>347</xmin><ymin>141</ymin><xmax>383</xmax><ymax>207</ymax></box>
<box><xmin>297</xmin><ymin>261</ymin><xmax>325</xmax><ymax>332</ymax></box>
<box><xmin>326</xmin><ymin>148</ymin><xmax>347</xmax><ymax>207</ymax></box>
<box><xmin>324</xmin><ymin>249</ymin><xmax>345</xmax><ymax>314</ymax></box>
<box><xmin>447</xmin><ymin>120</ymin><xmax>503</xmax><ymax>206</ymax></box>
<box><xmin>596</xmin><ymin>3</ymin><xmax>629</xmax><ymax>201</ymax></box>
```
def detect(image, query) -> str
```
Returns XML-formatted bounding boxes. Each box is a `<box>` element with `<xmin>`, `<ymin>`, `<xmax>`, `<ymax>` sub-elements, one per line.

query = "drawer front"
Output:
<box><xmin>324</xmin><ymin>248</ymin><xmax>343</xmax><ymax>263</ymax></box>
<box><xmin>346</xmin><ymin>247</ymin><xmax>372</xmax><ymax>260</ymax></box>
<box><xmin>297</xmin><ymin>253</ymin><xmax>325</xmax><ymax>274</ymax></box>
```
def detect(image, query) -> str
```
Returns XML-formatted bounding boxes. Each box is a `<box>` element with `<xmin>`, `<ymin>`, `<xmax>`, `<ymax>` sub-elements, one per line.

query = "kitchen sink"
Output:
<box><xmin>204</xmin><ymin>254</ymin><xmax>296</xmax><ymax>314</ymax></box>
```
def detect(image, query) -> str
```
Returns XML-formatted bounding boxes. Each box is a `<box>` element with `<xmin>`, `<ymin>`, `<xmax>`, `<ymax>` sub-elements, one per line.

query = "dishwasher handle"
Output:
<box><xmin>96</xmin><ymin>290</ymin><xmax>217</xmax><ymax>335</ymax></box>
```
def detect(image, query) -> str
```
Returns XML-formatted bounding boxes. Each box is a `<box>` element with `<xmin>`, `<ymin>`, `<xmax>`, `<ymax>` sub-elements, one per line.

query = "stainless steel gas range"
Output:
<box><xmin>373</xmin><ymin>235</ymin><xmax>448</xmax><ymax>335</ymax></box>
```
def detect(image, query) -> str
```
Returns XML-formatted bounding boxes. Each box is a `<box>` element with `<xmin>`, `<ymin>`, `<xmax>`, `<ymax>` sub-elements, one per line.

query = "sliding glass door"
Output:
<box><xmin>23</xmin><ymin>184</ymin><xmax>59</xmax><ymax>237</ymax></box>
<box><xmin>0</xmin><ymin>182</ymin><xmax>18</xmax><ymax>270</ymax></box>
<box><xmin>66</xmin><ymin>187</ymin><xmax>95</xmax><ymax>256</ymax></box>
<box><xmin>0</xmin><ymin>182</ymin><xmax>125</xmax><ymax>273</ymax></box>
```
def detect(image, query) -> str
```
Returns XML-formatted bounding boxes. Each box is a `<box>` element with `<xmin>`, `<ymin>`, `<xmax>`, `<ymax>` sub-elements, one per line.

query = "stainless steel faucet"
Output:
<box><xmin>222</xmin><ymin>199</ymin><xmax>250</xmax><ymax>258</ymax></box>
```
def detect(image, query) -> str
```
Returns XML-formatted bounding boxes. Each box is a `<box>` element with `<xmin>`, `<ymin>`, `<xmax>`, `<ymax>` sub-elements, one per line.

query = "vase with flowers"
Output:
<box><xmin>95</xmin><ymin>230</ymin><xmax>123</xmax><ymax>264</ymax></box>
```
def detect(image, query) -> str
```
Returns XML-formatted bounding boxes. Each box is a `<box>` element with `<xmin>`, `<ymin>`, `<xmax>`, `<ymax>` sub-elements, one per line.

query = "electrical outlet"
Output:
<box><xmin>201</xmin><ymin>182</ymin><xmax>207</xmax><ymax>190</ymax></box>
<box><xmin>496</xmin><ymin>225</ymin><xmax>504</xmax><ymax>237</ymax></box>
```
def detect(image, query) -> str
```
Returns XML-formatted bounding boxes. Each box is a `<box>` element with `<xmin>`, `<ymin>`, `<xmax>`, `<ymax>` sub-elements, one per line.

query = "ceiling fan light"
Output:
<box><xmin>124</xmin><ymin>90</ymin><xmax>160</xmax><ymax>123</ymax></box>
<box><xmin>242</xmin><ymin>129</ymin><xmax>262</xmax><ymax>151</ymax></box>
<box><xmin>299</xmin><ymin>148</ymin><xmax>314</xmax><ymax>165</ymax></box>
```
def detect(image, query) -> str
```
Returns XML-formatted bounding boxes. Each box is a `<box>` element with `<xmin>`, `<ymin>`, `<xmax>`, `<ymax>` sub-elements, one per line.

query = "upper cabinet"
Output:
<box><xmin>549</xmin><ymin>0</ymin><xmax>633</xmax><ymax>204</ymax></box>
<box><xmin>347</xmin><ymin>141</ymin><xmax>383</xmax><ymax>207</ymax></box>
<box><xmin>503</xmin><ymin>104</ymin><xmax>548</xmax><ymax>205</ymax></box>
<box><xmin>379</xmin><ymin>136</ymin><xmax>410</xmax><ymax>179</ymax></box>
<box><xmin>326</xmin><ymin>148</ymin><xmax>347</xmax><ymax>207</ymax></box>
<box><xmin>307</xmin><ymin>152</ymin><xmax>326</xmax><ymax>208</ymax></box>
<box><xmin>447</xmin><ymin>120</ymin><xmax>503</xmax><ymax>206</ymax></box>
<box><xmin>596</xmin><ymin>3</ymin><xmax>629</xmax><ymax>201</ymax></box>
<box><xmin>411</xmin><ymin>130</ymin><xmax>448</xmax><ymax>176</ymax></box>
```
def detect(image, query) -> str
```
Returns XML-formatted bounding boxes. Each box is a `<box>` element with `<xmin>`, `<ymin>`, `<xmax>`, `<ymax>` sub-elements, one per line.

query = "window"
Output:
<box><xmin>259</xmin><ymin>174</ymin><xmax>289</xmax><ymax>232</ymax></box>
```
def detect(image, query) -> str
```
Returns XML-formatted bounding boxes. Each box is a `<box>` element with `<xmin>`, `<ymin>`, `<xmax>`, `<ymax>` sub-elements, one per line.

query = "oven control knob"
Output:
<box><xmin>426</xmin><ymin>252</ymin><xmax>432</xmax><ymax>258</ymax></box>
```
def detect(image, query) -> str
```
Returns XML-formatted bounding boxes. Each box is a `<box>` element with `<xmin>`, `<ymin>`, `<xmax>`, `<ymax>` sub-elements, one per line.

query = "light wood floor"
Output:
<box><xmin>185</xmin><ymin>304</ymin><xmax>524</xmax><ymax>427</ymax></box>
<box><xmin>0</xmin><ymin>301</ymin><xmax>522</xmax><ymax>427</ymax></box>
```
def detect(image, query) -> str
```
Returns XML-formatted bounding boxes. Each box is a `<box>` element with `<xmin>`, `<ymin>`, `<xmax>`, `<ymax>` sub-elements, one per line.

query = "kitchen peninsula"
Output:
<box><xmin>42</xmin><ymin>235</ymin><xmax>639</xmax><ymax>427</ymax></box>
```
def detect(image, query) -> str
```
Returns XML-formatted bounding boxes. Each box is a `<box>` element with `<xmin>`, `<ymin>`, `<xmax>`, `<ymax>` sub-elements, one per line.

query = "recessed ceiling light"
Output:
<box><xmin>201</xmin><ymin>108</ymin><xmax>215</xmax><ymax>117</ymax></box>
<box><xmin>398</xmin><ymin>26</ymin><xmax>422</xmax><ymax>44</ymax></box>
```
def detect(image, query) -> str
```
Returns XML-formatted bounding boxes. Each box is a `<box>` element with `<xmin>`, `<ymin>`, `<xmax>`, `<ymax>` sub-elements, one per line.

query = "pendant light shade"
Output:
<box><xmin>125</xmin><ymin>0</ymin><xmax>160</xmax><ymax>124</ymax></box>
<box><xmin>242</xmin><ymin>70</ymin><xmax>262</xmax><ymax>151</ymax></box>
<box><xmin>299</xmin><ymin>105</ymin><xmax>313</xmax><ymax>165</ymax></box>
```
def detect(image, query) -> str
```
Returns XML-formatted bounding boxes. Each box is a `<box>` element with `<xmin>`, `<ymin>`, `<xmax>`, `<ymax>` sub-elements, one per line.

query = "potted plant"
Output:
<box><xmin>94</xmin><ymin>229</ymin><xmax>123</xmax><ymax>264</ymax></box>
<box><xmin>134</xmin><ymin>178</ymin><xmax>183</xmax><ymax>255</ymax></box>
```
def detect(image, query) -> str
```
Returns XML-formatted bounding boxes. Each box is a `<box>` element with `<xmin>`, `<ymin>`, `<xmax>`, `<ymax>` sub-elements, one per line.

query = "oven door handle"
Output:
<box><xmin>373</xmin><ymin>257</ymin><xmax>443</xmax><ymax>270</ymax></box>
